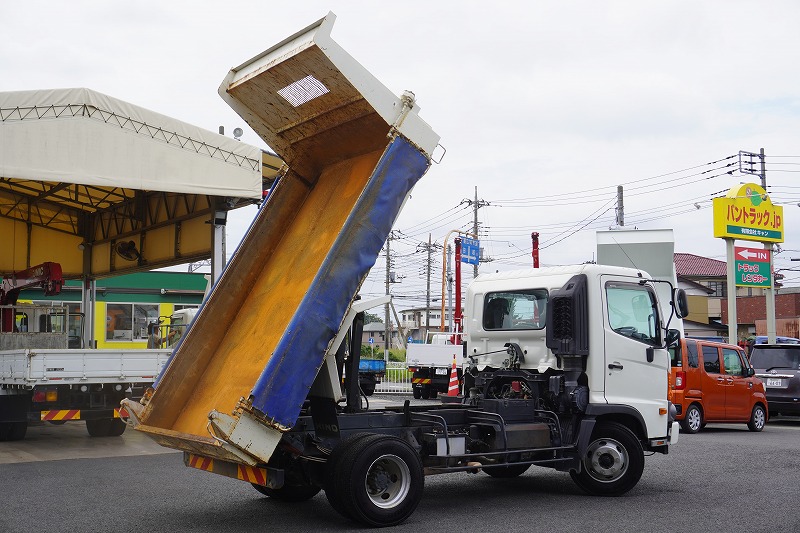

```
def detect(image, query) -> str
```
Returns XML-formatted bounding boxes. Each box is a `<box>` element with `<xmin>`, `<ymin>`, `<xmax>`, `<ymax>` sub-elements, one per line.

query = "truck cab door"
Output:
<box><xmin>602</xmin><ymin>277</ymin><xmax>669</xmax><ymax>437</ymax></box>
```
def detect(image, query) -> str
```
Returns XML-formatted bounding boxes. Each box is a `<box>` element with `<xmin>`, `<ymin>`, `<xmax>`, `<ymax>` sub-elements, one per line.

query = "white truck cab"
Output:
<box><xmin>464</xmin><ymin>263</ymin><xmax>679</xmax><ymax>443</ymax></box>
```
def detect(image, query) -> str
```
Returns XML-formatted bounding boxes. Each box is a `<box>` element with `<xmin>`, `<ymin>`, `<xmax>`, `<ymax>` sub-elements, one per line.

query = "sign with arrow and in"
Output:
<box><xmin>734</xmin><ymin>246</ymin><xmax>771</xmax><ymax>287</ymax></box>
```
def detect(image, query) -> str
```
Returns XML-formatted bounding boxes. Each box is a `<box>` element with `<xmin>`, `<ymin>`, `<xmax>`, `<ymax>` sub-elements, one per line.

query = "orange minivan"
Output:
<box><xmin>669</xmin><ymin>338</ymin><xmax>767</xmax><ymax>433</ymax></box>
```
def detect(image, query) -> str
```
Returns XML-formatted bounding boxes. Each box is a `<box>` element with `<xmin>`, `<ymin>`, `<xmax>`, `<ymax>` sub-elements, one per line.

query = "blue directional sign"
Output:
<box><xmin>368</xmin><ymin>337</ymin><xmax>374</xmax><ymax>345</ymax></box>
<box><xmin>461</xmin><ymin>237</ymin><xmax>480</xmax><ymax>265</ymax></box>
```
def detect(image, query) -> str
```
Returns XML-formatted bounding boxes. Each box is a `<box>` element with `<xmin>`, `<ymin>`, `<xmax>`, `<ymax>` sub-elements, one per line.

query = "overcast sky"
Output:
<box><xmin>3</xmin><ymin>1</ymin><xmax>799</xmax><ymax>308</ymax></box>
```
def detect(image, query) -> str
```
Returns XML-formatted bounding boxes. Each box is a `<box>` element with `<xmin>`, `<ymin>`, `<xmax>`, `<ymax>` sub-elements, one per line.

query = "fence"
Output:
<box><xmin>375</xmin><ymin>361</ymin><xmax>412</xmax><ymax>394</ymax></box>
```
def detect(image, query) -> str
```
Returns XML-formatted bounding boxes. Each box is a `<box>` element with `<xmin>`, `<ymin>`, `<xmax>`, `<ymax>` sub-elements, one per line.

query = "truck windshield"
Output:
<box><xmin>483</xmin><ymin>289</ymin><xmax>547</xmax><ymax>330</ymax></box>
<box><xmin>605</xmin><ymin>282</ymin><xmax>660</xmax><ymax>346</ymax></box>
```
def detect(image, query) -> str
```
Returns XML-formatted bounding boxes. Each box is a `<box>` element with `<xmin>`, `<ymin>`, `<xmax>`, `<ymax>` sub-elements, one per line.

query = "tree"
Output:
<box><xmin>363</xmin><ymin>312</ymin><xmax>381</xmax><ymax>325</ymax></box>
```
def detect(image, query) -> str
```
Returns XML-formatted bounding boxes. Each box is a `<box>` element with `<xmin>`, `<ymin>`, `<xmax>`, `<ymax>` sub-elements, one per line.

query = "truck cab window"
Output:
<box><xmin>483</xmin><ymin>289</ymin><xmax>547</xmax><ymax>331</ymax></box>
<box><xmin>605</xmin><ymin>282</ymin><xmax>660</xmax><ymax>345</ymax></box>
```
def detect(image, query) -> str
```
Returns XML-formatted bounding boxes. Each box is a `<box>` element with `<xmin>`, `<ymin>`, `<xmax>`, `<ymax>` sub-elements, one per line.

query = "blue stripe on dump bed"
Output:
<box><xmin>250</xmin><ymin>136</ymin><xmax>430</xmax><ymax>428</ymax></box>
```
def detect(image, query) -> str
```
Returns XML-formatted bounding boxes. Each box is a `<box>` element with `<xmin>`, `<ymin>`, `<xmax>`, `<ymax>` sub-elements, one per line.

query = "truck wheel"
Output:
<box><xmin>680</xmin><ymin>404</ymin><xmax>703</xmax><ymax>434</ymax></box>
<box><xmin>251</xmin><ymin>482</ymin><xmax>321</xmax><ymax>501</ymax></box>
<box><xmin>412</xmin><ymin>387</ymin><xmax>422</xmax><ymax>399</ymax></box>
<box><xmin>107</xmin><ymin>418</ymin><xmax>126</xmax><ymax>437</ymax></box>
<box><xmin>329</xmin><ymin>434</ymin><xmax>423</xmax><ymax>527</ymax></box>
<box><xmin>747</xmin><ymin>404</ymin><xmax>766</xmax><ymax>432</ymax></box>
<box><xmin>570</xmin><ymin>422</ymin><xmax>644</xmax><ymax>496</ymax></box>
<box><xmin>421</xmin><ymin>387</ymin><xmax>431</xmax><ymax>400</ymax></box>
<box><xmin>325</xmin><ymin>433</ymin><xmax>384</xmax><ymax>519</ymax></box>
<box><xmin>429</xmin><ymin>389</ymin><xmax>438</xmax><ymax>399</ymax></box>
<box><xmin>484</xmin><ymin>463</ymin><xmax>530</xmax><ymax>478</ymax></box>
<box><xmin>86</xmin><ymin>419</ymin><xmax>111</xmax><ymax>437</ymax></box>
<box><xmin>362</xmin><ymin>385</ymin><xmax>375</xmax><ymax>397</ymax></box>
<box><xmin>0</xmin><ymin>421</ymin><xmax>27</xmax><ymax>441</ymax></box>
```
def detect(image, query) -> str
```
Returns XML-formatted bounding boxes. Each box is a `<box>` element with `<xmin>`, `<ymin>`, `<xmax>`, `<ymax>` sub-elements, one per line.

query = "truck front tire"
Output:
<box><xmin>570</xmin><ymin>421</ymin><xmax>644</xmax><ymax>496</ymax></box>
<box><xmin>326</xmin><ymin>433</ymin><xmax>423</xmax><ymax>527</ymax></box>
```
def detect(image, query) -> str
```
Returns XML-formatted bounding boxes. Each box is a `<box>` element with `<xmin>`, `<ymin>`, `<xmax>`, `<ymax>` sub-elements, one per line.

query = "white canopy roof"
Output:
<box><xmin>0</xmin><ymin>88</ymin><xmax>262</xmax><ymax>199</ymax></box>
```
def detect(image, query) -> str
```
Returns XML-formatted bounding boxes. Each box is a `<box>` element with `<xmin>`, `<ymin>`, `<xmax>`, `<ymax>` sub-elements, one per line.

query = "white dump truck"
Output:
<box><xmin>123</xmin><ymin>12</ymin><xmax>687</xmax><ymax>528</ymax></box>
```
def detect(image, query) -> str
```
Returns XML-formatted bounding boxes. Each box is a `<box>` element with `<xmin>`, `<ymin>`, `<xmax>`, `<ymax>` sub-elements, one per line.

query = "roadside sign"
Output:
<box><xmin>734</xmin><ymin>246</ymin><xmax>771</xmax><ymax>287</ymax></box>
<box><xmin>461</xmin><ymin>237</ymin><xmax>480</xmax><ymax>265</ymax></box>
<box><xmin>713</xmin><ymin>183</ymin><xmax>784</xmax><ymax>243</ymax></box>
<box><xmin>368</xmin><ymin>337</ymin><xmax>374</xmax><ymax>345</ymax></box>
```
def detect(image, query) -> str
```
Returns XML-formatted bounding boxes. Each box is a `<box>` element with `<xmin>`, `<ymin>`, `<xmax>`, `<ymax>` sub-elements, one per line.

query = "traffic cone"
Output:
<box><xmin>447</xmin><ymin>355</ymin><xmax>459</xmax><ymax>397</ymax></box>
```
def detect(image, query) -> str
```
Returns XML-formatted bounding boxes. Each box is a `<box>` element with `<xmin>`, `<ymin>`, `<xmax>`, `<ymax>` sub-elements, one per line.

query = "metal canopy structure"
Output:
<box><xmin>0</xmin><ymin>88</ymin><xmax>280</xmax><ymax>281</ymax></box>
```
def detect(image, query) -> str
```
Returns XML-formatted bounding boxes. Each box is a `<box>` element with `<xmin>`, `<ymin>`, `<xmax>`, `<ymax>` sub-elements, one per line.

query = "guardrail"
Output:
<box><xmin>375</xmin><ymin>361</ymin><xmax>412</xmax><ymax>393</ymax></box>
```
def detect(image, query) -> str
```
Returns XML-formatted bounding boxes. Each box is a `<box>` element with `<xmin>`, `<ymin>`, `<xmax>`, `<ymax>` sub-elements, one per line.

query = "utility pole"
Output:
<box><xmin>462</xmin><ymin>187</ymin><xmax>489</xmax><ymax>277</ymax></box>
<box><xmin>446</xmin><ymin>244</ymin><xmax>453</xmax><ymax>332</ymax></box>
<box><xmin>760</xmin><ymin>148</ymin><xmax>777</xmax><ymax>344</ymax></box>
<box><xmin>417</xmin><ymin>234</ymin><xmax>440</xmax><ymax>341</ymax></box>
<box><xmin>735</xmin><ymin>148</ymin><xmax>776</xmax><ymax>344</ymax></box>
<box><xmin>616</xmin><ymin>185</ymin><xmax>624</xmax><ymax>226</ymax></box>
<box><xmin>426</xmin><ymin>234</ymin><xmax>431</xmax><ymax>340</ymax></box>
<box><xmin>384</xmin><ymin>231</ymin><xmax>394</xmax><ymax>362</ymax></box>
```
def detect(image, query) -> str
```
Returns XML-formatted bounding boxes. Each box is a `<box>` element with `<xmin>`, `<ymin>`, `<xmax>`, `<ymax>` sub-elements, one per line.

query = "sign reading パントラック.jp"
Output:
<box><xmin>712</xmin><ymin>183</ymin><xmax>784</xmax><ymax>243</ymax></box>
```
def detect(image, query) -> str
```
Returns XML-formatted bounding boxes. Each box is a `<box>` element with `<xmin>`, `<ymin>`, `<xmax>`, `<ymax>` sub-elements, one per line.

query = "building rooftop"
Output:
<box><xmin>674</xmin><ymin>253</ymin><xmax>727</xmax><ymax>278</ymax></box>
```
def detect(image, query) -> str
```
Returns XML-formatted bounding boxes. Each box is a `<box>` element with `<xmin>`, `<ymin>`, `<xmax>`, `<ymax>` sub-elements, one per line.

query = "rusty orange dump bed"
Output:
<box><xmin>125</xmin><ymin>13</ymin><xmax>439</xmax><ymax>466</ymax></box>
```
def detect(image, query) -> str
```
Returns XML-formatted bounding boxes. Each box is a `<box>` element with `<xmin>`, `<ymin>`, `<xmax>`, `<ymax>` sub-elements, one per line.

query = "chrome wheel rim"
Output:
<box><xmin>753</xmin><ymin>407</ymin><xmax>766</xmax><ymax>429</ymax></box>
<box><xmin>365</xmin><ymin>454</ymin><xmax>411</xmax><ymax>509</ymax></box>
<box><xmin>585</xmin><ymin>438</ymin><xmax>628</xmax><ymax>482</ymax></box>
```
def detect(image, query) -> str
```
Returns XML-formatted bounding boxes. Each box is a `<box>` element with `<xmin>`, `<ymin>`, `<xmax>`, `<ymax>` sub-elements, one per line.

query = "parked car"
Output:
<box><xmin>750</xmin><ymin>344</ymin><xmax>800</xmax><ymax>417</ymax></box>
<box><xmin>669</xmin><ymin>338</ymin><xmax>767</xmax><ymax>433</ymax></box>
<box><xmin>754</xmin><ymin>335</ymin><xmax>800</xmax><ymax>345</ymax></box>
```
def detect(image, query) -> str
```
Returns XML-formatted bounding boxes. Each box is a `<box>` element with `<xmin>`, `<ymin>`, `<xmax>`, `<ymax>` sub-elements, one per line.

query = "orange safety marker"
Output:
<box><xmin>447</xmin><ymin>355</ymin><xmax>459</xmax><ymax>396</ymax></box>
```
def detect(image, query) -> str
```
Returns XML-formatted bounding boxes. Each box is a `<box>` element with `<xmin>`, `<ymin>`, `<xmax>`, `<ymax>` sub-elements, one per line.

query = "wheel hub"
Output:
<box><xmin>586</xmin><ymin>439</ymin><xmax>628</xmax><ymax>481</ymax></box>
<box><xmin>365</xmin><ymin>454</ymin><xmax>411</xmax><ymax>509</ymax></box>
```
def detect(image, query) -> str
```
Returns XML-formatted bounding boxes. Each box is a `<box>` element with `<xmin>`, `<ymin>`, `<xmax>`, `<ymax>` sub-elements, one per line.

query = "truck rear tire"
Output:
<box><xmin>412</xmin><ymin>387</ymin><xmax>422</xmax><ymax>399</ymax></box>
<box><xmin>86</xmin><ymin>418</ymin><xmax>126</xmax><ymax>437</ymax></box>
<box><xmin>107</xmin><ymin>418</ymin><xmax>126</xmax><ymax>436</ymax></box>
<box><xmin>327</xmin><ymin>434</ymin><xmax>423</xmax><ymax>527</ymax></box>
<box><xmin>421</xmin><ymin>387</ymin><xmax>431</xmax><ymax>400</ymax></box>
<box><xmin>0</xmin><ymin>421</ymin><xmax>27</xmax><ymax>441</ymax></box>
<box><xmin>570</xmin><ymin>421</ymin><xmax>644</xmax><ymax>496</ymax></box>
<box><xmin>362</xmin><ymin>385</ymin><xmax>375</xmax><ymax>397</ymax></box>
<box><xmin>325</xmin><ymin>433</ymin><xmax>382</xmax><ymax>518</ymax></box>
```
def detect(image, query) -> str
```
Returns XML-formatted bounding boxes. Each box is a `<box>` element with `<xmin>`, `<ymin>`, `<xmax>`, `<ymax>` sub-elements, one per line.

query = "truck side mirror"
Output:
<box><xmin>746</xmin><ymin>367</ymin><xmax>755</xmax><ymax>377</ymax></box>
<box><xmin>672</xmin><ymin>288</ymin><xmax>689</xmax><ymax>319</ymax></box>
<box><xmin>665</xmin><ymin>328</ymin><xmax>681</xmax><ymax>348</ymax></box>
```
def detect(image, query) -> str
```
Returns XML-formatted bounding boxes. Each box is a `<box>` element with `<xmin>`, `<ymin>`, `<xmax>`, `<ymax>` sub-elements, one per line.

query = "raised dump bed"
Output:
<box><xmin>125</xmin><ymin>13</ymin><xmax>439</xmax><ymax>465</ymax></box>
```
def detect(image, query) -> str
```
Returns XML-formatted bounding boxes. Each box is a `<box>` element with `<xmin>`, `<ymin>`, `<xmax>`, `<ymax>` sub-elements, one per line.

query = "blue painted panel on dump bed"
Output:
<box><xmin>250</xmin><ymin>137</ymin><xmax>429</xmax><ymax>427</ymax></box>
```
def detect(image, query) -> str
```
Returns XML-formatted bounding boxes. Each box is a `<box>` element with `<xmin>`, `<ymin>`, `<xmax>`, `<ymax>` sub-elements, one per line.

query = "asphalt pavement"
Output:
<box><xmin>2</xmin><ymin>400</ymin><xmax>799</xmax><ymax>533</ymax></box>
